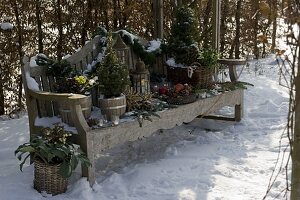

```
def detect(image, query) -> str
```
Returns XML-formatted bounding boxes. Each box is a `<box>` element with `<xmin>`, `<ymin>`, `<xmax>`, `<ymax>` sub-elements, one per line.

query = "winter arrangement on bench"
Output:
<box><xmin>20</xmin><ymin>8</ymin><xmax>248</xmax><ymax>194</ymax></box>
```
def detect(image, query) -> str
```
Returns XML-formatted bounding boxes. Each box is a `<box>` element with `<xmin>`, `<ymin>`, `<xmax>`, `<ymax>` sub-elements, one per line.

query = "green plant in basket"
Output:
<box><xmin>199</xmin><ymin>48</ymin><xmax>219</xmax><ymax>68</ymax></box>
<box><xmin>15</xmin><ymin>124</ymin><xmax>91</xmax><ymax>178</ymax></box>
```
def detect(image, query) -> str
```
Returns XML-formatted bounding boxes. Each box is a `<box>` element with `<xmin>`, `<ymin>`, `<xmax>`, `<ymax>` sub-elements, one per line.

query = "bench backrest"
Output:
<box><xmin>21</xmin><ymin>35</ymin><xmax>103</xmax><ymax>120</ymax></box>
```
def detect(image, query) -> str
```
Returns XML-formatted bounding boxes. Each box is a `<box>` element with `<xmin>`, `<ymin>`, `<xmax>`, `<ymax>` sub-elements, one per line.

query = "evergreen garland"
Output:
<box><xmin>93</xmin><ymin>27</ymin><xmax>159</xmax><ymax>67</ymax></box>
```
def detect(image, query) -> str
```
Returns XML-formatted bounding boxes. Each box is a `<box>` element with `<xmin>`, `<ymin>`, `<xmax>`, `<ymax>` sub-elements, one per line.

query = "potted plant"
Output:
<box><xmin>36</xmin><ymin>56</ymin><xmax>97</xmax><ymax>126</ymax></box>
<box><xmin>96</xmin><ymin>33</ymin><xmax>130</xmax><ymax>121</ymax></box>
<box><xmin>15</xmin><ymin>124</ymin><xmax>91</xmax><ymax>195</ymax></box>
<box><xmin>55</xmin><ymin>75</ymin><xmax>97</xmax><ymax>126</ymax></box>
<box><xmin>166</xmin><ymin>7</ymin><xmax>218</xmax><ymax>88</ymax></box>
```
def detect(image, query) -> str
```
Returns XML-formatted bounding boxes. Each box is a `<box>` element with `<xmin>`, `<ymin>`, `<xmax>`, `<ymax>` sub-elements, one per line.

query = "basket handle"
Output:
<box><xmin>187</xmin><ymin>62</ymin><xmax>202</xmax><ymax>78</ymax></box>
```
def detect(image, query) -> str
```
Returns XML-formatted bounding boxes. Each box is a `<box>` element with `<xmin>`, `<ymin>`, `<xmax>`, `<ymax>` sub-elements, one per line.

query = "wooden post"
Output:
<box><xmin>212</xmin><ymin>0</ymin><xmax>221</xmax><ymax>52</ymax></box>
<box><xmin>153</xmin><ymin>0</ymin><xmax>164</xmax><ymax>74</ymax></box>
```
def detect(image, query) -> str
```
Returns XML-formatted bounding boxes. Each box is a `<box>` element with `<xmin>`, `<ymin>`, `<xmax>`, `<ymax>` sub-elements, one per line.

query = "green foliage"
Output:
<box><xmin>97</xmin><ymin>33</ymin><xmax>130</xmax><ymax>98</ymax></box>
<box><xmin>36</xmin><ymin>56</ymin><xmax>74</xmax><ymax>78</ymax></box>
<box><xmin>92</xmin><ymin>26</ymin><xmax>108</xmax><ymax>38</ymax></box>
<box><xmin>15</xmin><ymin>124</ymin><xmax>91</xmax><ymax>178</ymax></box>
<box><xmin>199</xmin><ymin>48</ymin><xmax>219</xmax><ymax>68</ymax></box>
<box><xmin>117</xmin><ymin>30</ymin><xmax>159</xmax><ymax>66</ymax></box>
<box><xmin>132</xmin><ymin>39</ymin><xmax>156</xmax><ymax>66</ymax></box>
<box><xmin>36</xmin><ymin>56</ymin><xmax>97</xmax><ymax>95</ymax></box>
<box><xmin>167</xmin><ymin>7</ymin><xmax>201</xmax><ymax>66</ymax></box>
<box><xmin>125</xmin><ymin>92</ymin><xmax>170</xmax><ymax>127</ymax></box>
<box><xmin>217</xmin><ymin>81</ymin><xmax>254</xmax><ymax>92</ymax></box>
<box><xmin>54</xmin><ymin>75</ymin><xmax>97</xmax><ymax>95</ymax></box>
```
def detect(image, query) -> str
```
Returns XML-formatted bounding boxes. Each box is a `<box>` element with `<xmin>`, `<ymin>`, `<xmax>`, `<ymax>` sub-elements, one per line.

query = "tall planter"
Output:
<box><xmin>59</xmin><ymin>95</ymin><xmax>92</xmax><ymax>126</ymax></box>
<box><xmin>98</xmin><ymin>95</ymin><xmax>126</xmax><ymax>121</ymax></box>
<box><xmin>34</xmin><ymin>159</ymin><xmax>68</xmax><ymax>195</ymax></box>
<box><xmin>167</xmin><ymin>65</ymin><xmax>214</xmax><ymax>88</ymax></box>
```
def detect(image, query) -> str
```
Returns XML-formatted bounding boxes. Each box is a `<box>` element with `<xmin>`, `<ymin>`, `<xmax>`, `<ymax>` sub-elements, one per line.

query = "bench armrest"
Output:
<box><xmin>27</xmin><ymin>90</ymin><xmax>88</xmax><ymax>104</ymax></box>
<box><xmin>28</xmin><ymin>89</ymin><xmax>91</xmax><ymax>133</ymax></box>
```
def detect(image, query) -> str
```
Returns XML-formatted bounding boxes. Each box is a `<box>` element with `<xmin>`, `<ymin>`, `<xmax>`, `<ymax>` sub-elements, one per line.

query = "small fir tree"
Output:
<box><xmin>168</xmin><ymin>7</ymin><xmax>200</xmax><ymax>66</ymax></box>
<box><xmin>97</xmin><ymin>33</ymin><xmax>130</xmax><ymax>98</ymax></box>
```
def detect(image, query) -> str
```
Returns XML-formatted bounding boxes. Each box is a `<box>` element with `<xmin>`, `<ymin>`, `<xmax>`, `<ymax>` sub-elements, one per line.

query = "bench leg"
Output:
<box><xmin>81</xmin><ymin>146</ymin><xmax>96</xmax><ymax>186</ymax></box>
<box><xmin>234</xmin><ymin>104</ymin><xmax>243</xmax><ymax>122</ymax></box>
<box><xmin>235</xmin><ymin>90</ymin><xmax>244</xmax><ymax>122</ymax></box>
<box><xmin>70</xmin><ymin>104</ymin><xmax>96</xmax><ymax>186</ymax></box>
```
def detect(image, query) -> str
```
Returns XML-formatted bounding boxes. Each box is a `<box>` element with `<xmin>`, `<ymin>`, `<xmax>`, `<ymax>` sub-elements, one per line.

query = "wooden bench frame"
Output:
<box><xmin>21</xmin><ymin>35</ymin><xmax>244</xmax><ymax>186</ymax></box>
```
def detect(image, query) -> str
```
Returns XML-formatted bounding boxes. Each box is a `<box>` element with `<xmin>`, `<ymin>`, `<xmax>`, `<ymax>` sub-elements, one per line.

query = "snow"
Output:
<box><xmin>25</xmin><ymin>73</ymin><xmax>39</xmax><ymax>91</ymax></box>
<box><xmin>166</xmin><ymin>57</ymin><xmax>185</xmax><ymax>68</ymax></box>
<box><xmin>62</xmin><ymin>54</ymin><xmax>72</xmax><ymax>60</ymax></box>
<box><xmin>30</xmin><ymin>54</ymin><xmax>47</xmax><ymax>67</ymax></box>
<box><xmin>34</xmin><ymin>117</ymin><xmax>77</xmax><ymax>133</ymax></box>
<box><xmin>0</xmin><ymin>55</ymin><xmax>291</xmax><ymax>199</ymax></box>
<box><xmin>0</xmin><ymin>22</ymin><xmax>13</xmax><ymax>30</ymax></box>
<box><xmin>146</xmin><ymin>40</ymin><xmax>161</xmax><ymax>52</ymax></box>
<box><xmin>116</xmin><ymin>30</ymin><xmax>139</xmax><ymax>44</ymax></box>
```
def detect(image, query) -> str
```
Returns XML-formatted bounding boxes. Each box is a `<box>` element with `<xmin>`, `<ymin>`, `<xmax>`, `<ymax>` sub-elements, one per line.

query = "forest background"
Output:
<box><xmin>0</xmin><ymin>0</ymin><xmax>285</xmax><ymax>115</ymax></box>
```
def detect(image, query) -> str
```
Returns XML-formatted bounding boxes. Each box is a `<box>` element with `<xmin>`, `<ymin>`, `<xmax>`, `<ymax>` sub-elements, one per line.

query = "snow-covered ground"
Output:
<box><xmin>0</xmin><ymin>55</ymin><xmax>290</xmax><ymax>200</ymax></box>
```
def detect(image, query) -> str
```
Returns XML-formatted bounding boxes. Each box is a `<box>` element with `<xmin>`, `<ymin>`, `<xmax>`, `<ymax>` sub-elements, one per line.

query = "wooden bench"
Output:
<box><xmin>21</xmin><ymin>35</ymin><xmax>244</xmax><ymax>186</ymax></box>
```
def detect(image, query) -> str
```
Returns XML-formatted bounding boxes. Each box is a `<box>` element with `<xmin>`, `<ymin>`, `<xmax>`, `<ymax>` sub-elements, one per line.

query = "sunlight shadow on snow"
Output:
<box><xmin>178</xmin><ymin>188</ymin><xmax>197</xmax><ymax>200</ymax></box>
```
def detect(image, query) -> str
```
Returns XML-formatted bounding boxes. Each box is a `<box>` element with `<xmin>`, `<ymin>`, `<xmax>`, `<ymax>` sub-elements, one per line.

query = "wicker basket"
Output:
<box><xmin>167</xmin><ymin>65</ymin><xmax>215</xmax><ymax>88</ymax></box>
<box><xmin>166</xmin><ymin>94</ymin><xmax>197</xmax><ymax>105</ymax></box>
<box><xmin>34</xmin><ymin>159</ymin><xmax>68</xmax><ymax>195</ymax></box>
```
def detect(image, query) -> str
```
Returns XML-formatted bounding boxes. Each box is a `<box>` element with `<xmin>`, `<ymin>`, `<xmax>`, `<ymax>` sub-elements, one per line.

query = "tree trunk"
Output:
<box><xmin>56</xmin><ymin>0</ymin><xmax>63</xmax><ymax>60</ymax></box>
<box><xmin>113</xmin><ymin>0</ymin><xmax>118</xmax><ymax>29</ymax></box>
<box><xmin>220</xmin><ymin>0</ymin><xmax>228</xmax><ymax>56</ymax></box>
<box><xmin>291</xmin><ymin>26</ymin><xmax>300</xmax><ymax>200</ymax></box>
<box><xmin>177</xmin><ymin>0</ymin><xmax>182</xmax><ymax>6</ymax></box>
<box><xmin>12</xmin><ymin>0</ymin><xmax>24</xmax><ymax>110</ymax></box>
<box><xmin>81</xmin><ymin>1</ymin><xmax>87</xmax><ymax>46</ymax></box>
<box><xmin>122</xmin><ymin>0</ymin><xmax>129</xmax><ymax>28</ymax></box>
<box><xmin>253</xmin><ymin>0</ymin><xmax>260</xmax><ymax>59</ymax></box>
<box><xmin>234</xmin><ymin>0</ymin><xmax>242</xmax><ymax>59</ymax></box>
<box><xmin>0</xmin><ymin>78</ymin><xmax>4</xmax><ymax>115</ymax></box>
<box><xmin>271</xmin><ymin>0</ymin><xmax>277</xmax><ymax>52</ymax></box>
<box><xmin>201</xmin><ymin>0</ymin><xmax>212</xmax><ymax>48</ymax></box>
<box><xmin>35</xmin><ymin>0</ymin><xmax>43</xmax><ymax>53</ymax></box>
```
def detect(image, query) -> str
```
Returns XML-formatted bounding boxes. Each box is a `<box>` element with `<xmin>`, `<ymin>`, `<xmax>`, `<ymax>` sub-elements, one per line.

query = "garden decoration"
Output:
<box><xmin>131</xmin><ymin>59</ymin><xmax>150</xmax><ymax>94</ymax></box>
<box><xmin>113</xmin><ymin>34</ymin><xmax>130</xmax><ymax>67</ymax></box>
<box><xmin>165</xmin><ymin>83</ymin><xmax>197</xmax><ymax>105</ymax></box>
<box><xmin>21</xmin><ymin>25</ymin><xmax>245</xmax><ymax>185</ymax></box>
<box><xmin>97</xmin><ymin>33</ymin><xmax>130</xmax><ymax>122</ymax></box>
<box><xmin>15</xmin><ymin>124</ymin><xmax>91</xmax><ymax>195</ymax></box>
<box><xmin>125</xmin><ymin>91</ymin><xmax>170</xmax><ymax>127</ymax></box>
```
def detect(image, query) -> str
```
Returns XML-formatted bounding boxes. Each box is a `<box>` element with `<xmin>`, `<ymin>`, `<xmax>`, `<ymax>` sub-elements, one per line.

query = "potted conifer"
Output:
<box><xmin>97</xmin><ymin>33</ymin><xmax>130</xmax><ymax>121</ymax></box>
<box><xmin>167</xmin><ymin>7</ymin><xmax>218</xmax><ymax>88</ymax></box>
